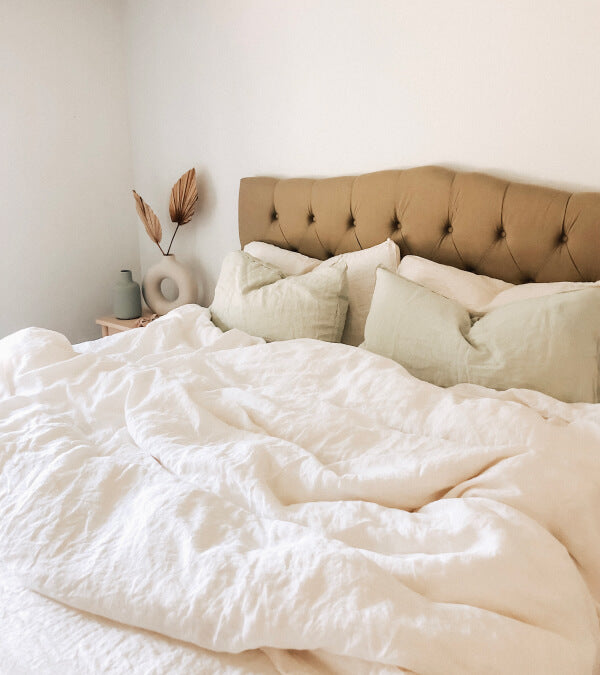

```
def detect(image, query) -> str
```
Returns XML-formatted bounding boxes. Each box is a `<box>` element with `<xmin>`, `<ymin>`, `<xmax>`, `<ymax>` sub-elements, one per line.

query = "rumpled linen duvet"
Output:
<box><xmin>0</xmin><ymin>305</ymin><xmax>599</xmax><ymax>675</ymax></box>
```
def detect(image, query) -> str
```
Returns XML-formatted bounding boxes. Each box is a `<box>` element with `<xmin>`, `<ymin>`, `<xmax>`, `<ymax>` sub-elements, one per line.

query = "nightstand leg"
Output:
<box><xmin>101</xmin><ymin>326</ymin><xmax>109</xmax><ymax>337</ymax></box>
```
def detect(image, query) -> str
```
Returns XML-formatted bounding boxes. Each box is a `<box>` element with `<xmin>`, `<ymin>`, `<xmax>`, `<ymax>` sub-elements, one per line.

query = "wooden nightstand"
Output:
<box><xmin>96</xmin><ymin>311</ymin><xmax>154</xmax><ymax>337</ymax></box>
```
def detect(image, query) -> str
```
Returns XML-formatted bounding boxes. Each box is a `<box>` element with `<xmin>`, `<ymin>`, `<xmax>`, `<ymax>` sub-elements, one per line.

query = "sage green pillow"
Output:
<box><xmin>210</xmin><ymin>251</ymin><xmax>348</xmax><ymax>342</ymax></box>
<box><xmin>362</xmin><ymin>267</ymin><xmax>600</xmax><ymax>403</ymax></box>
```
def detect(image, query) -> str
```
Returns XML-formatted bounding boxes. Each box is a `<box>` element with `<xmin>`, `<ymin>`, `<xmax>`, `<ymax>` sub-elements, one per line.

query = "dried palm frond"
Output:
<box><xmin>132</xmin><ymin>190</ymin><xmax>164</xmax><ymax>253</ymax></box>
<box><xmin>169</xmin><ymin>168</ymin><xmax>198</xmax><ymax>226</ymax></box>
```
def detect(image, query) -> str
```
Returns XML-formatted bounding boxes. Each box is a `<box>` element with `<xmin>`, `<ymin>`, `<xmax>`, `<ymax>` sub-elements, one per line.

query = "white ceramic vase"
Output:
<box><xmin>142</xmin><ymin>255</ymin><xmax>198</xmax><ymax>315</ymax></box>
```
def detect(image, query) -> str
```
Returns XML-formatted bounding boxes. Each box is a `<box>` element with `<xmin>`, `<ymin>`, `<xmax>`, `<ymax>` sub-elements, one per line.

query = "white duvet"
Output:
<box><xmin>0</xmin><ymin>305</ymin><xmax>599</xmax><ymax>674</ymax></box>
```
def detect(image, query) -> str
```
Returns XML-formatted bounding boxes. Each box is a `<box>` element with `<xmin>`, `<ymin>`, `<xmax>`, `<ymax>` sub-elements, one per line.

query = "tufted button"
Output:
<box><xmin>446</xmin><ymin>224</ymin><xmax>453</xmax><ymax>234</ymax></box>
<box><xmin>560</xmin><ymin>233</ymin><xmax>568</xmax><ymax>243</ymax></box>
<box><xmin>351</xmin><ymin>219</ymin><xmax>357</xmax><ymax>227</ymax></box>
<box><xmin>498</xmin><ymin>228</ymin><xmax>506</xmax><ymax>238</ymax></box>
<box><xmin>309</xmin><ymin>213</ymin><xmax>316</xmax><ymax>223</ymax></box>
<box><xmin>395</xmin><ymin>220</ymin><xmax>402</xmax><ymax>230</ymax></box>
<box><xmin>272</xmin><ymin>211</ymin><xmax>278</xmax><ymax>220</ymax></box>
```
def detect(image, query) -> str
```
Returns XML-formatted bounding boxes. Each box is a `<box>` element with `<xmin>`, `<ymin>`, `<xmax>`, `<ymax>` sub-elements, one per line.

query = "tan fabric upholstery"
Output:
<box><xmin>239</xmin><ymin>166</ymin><xmax>600</xmax><ymax>283</ymax></box>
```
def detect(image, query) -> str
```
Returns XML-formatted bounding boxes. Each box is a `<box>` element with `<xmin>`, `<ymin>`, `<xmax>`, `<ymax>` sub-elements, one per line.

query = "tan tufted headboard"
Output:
<box><xmin>238</xmin><ymin>166</ymin><xmax>600</xmax><ymax>283</ymax></box>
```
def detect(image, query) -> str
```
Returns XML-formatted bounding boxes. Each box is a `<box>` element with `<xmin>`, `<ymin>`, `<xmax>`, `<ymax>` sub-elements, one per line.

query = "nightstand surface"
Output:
<box><xmin>96</xmin><ymin>311</ymin><xmax>153</xmax><ymax>337</ymax></box>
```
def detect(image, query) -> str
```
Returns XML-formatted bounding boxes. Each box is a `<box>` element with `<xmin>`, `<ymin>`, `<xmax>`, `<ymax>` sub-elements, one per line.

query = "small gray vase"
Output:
<box><xmin>113</xmin><ymin>269</ymin><xmax>142</xmax><ymax>319</ymax></box>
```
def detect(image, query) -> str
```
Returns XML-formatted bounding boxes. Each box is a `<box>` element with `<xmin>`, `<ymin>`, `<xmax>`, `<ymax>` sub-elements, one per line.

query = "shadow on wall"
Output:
<box><xmin>434</xmin><ymin>162</ymin><xmax>600</xmax><ymax>194</ymax></box>
<box><xmin>190</xmin><ymin>168</ymin><xmax>215</xmax><ymax>307</ymax></box>
<box><xmin>197</xmin><ymin>168</ymin><xmax>216</xmax><ymax>221</ymax></box>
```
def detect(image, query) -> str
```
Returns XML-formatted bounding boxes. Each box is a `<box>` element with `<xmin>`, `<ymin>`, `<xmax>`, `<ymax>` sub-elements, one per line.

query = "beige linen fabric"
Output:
<box><xmin>363</xmin><ymin>267</ymin><xmax>600</xmax><ymax>403</ymax></box>
<box><xmin>210</xmin><ymin>251</ymin><xmax>348</xmax><ymax>343</ymax></box>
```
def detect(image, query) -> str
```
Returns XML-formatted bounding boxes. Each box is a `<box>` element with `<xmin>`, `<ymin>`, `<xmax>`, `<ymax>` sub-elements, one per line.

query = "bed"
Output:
<box><xmin>1</xmin><ymin>165</ymin><xmax>600</xmax><ymax>674</ymax></box>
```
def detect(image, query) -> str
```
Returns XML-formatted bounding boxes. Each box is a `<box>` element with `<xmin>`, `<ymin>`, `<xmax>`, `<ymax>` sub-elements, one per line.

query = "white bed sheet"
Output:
<box><xmin>0</xmin><ymin>305</ymin><xmax>599</xmax><ymax>674</ymax></box>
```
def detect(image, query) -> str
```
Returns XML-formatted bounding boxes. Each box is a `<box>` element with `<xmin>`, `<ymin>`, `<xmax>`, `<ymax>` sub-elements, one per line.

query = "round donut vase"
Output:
<box><xmin>142</xmin><ymin>254</ymin><xmax>198</xmax><ymax>315</ymax></box>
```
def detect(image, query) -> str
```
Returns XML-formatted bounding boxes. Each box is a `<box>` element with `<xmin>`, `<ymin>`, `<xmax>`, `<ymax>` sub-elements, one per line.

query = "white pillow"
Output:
<box><xmin>243</xmin><ymin>239</ymin><xmax>400</xmax><ymax>346</ymax></box>
<box><xmin>398</xmin><ymin>255</ymin><xmax>600</xmax><ymax>314</ymax></box>
<box><xmin>243</xmin><ymin>241</ymin><xmax>320</xmax><ymax>276</ymax></box>
<box><xmin>210</xmin><ymin>251</ymin><xmax>348</xmax><ymax>343</ymax></box>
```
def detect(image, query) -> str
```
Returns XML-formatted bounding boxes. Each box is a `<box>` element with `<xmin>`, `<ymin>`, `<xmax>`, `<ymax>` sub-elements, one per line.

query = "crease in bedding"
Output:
<box><xmin>0</xmin><ymin>305</ymin><xmax>599</xmax><ymax>674</ymax></box>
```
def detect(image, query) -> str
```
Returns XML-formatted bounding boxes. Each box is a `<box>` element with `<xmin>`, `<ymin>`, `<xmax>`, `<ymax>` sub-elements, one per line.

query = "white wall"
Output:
<box><xmin>125</xmin><ymin>0</ymin><xmax>600</xmax><ymax>303</ymax></box>
<box><xmin>0</xmin><ymin>0</ymin><xmax>139</xmax><ymax>342</ymax></box>
<box><xmin>4</xmin><ymin>0</ymin><xmax>600</xmax><ymax>340</ymax></box>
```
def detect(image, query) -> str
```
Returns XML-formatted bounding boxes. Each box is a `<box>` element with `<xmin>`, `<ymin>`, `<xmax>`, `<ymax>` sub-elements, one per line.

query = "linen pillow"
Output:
<box><xmin>210</xmin><ymin>251</ymin><xmax>348</xmax><ymax>343</ymax></box>
<box><xmin>398</xmin><ymin>255</ymin><xmax>600</xmax><ymax>314</ymax></box>
<box><xmin>362</xmin><ymin>267</ymin><xmax>600</xmax><ymax>403</ymax></box>
<box><xmin>244</xmin><ymin>239</ymin><xmax>400</xmax><ymax>346</ymax></box>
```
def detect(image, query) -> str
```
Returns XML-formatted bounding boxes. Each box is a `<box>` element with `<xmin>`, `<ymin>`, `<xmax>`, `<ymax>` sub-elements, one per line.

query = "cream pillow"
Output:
<box><xmin>398</xmin><ymin>255</ymin><xmax>600</xmax><ymax>314</ymax></box>
<box><xmin>243</xmin><ymin>239</ymin><xmax>400</xmax><ymax>346</ymax></box>
<box><xmin>210</xmin><ymin>251</ymin><xmax>348</xmax><ymax>343</ymax></box>
<box><xmin>243</xmin><ymin>241</ymin><xmax>320</xmax><ymax>276</ymax></box>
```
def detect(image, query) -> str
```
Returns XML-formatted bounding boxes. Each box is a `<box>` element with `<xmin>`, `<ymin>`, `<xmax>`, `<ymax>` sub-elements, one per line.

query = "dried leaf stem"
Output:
<box><xmin>165</xmin><ymin>224</ymin><xmax>180</xmax><ymax>256</ymax></box>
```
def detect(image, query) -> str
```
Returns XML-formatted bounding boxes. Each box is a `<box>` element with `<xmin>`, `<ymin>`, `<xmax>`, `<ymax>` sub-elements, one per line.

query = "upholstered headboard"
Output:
<box><xmin>238</xmin><ymin>166</ymin><xmax>600</xmax><ymax>283</ymax></box>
